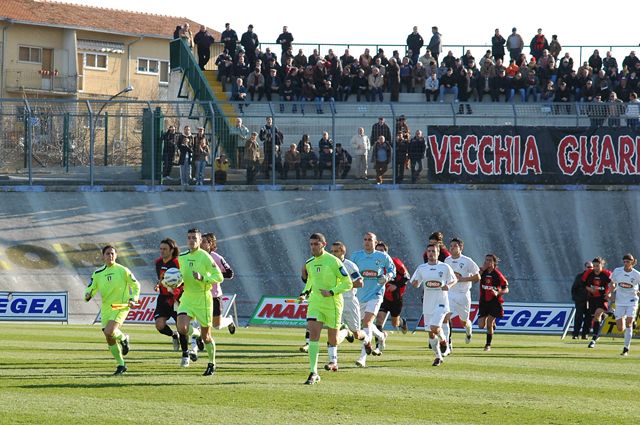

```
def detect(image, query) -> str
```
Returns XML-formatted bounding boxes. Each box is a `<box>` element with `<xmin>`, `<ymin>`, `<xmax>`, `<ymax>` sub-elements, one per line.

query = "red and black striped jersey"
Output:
<box><xmin>479</xmin><ymin>267</ymin><xmax>508</xmax><ymax>303</ymax></box>
<box><xmin>581</xmin><ymin>269</ymin><xmax>612</xmax><ymax>300</ymax></box>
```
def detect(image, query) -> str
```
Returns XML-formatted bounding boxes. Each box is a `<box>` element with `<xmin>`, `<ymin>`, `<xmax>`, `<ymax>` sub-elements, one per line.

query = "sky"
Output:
<box><xmin>70</xmin><ymin>0</ymin><xmax>638</xmax><ymax>58</ymax></box>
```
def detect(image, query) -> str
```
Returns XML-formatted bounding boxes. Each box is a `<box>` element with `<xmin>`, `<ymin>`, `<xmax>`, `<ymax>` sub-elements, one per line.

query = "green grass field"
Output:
<box><xmin>1</xmin><ymin>324</ymin><xmax>638</xmax><ymax>425</ymax></box>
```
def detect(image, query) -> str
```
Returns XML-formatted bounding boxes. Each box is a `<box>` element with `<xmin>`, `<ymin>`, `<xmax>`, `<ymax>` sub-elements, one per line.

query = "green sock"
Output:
<box><xmin>205</xmin><ymin>341</ymin><xmax>216</xmax><ymax>364</ymax></box>
<box><xmin>308</xmin><ymin>341</ymin><xmax>319</xmax><ymax>374</ymax></box>
<box><xmin>113</xmin><ymin>328</ymin><xmax>124</xmax><ymax>342</ymax></box>
<box><xmin>109</xmin><ymin>343</ymin><xmax>125</xmax><ymax>366</ymax></box>
<box><xmin>189</xmin><ymin>325</ymin><xmax>201</xmax><ymax>338</ymax></box>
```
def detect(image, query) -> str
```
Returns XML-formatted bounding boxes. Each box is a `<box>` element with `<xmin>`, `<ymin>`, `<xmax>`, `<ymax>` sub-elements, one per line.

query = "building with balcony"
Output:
<box><xmin>0</xmin><ymin>0</ymin><xmax>215</xmax><ymax>100</ymax></box>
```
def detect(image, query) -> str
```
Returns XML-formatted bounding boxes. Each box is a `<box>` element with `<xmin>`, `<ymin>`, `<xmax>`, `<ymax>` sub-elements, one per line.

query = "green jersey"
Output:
<box><xmin>178</xmin><ymin>248</ymin><xmax>223</xmax><ymax>304</ymax></box>
<box><xmin>303</xmin><ymin>251</ymin><xmax>352</xmax><ymax>306</ymax></box>
<box><xmin>86</xmin><ymin>263</ymin><xmax>140</xmax><ymax>309</ymax></box>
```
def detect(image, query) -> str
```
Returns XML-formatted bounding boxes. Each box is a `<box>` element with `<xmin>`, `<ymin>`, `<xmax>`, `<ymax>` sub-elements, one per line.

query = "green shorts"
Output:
<box><xmin>101</xmin><ymin>308</ymin><xmax>129</xmax><ymax>328</ymax></box>
<box><xmin>178</xmin><ymin>296</ymin><xmax>213</xmax><ymax>327</ymax></box>
<box><xmin>307</xmin><ymin>302</ymin><xmax>342</xmax><ymax>329</ymax></box>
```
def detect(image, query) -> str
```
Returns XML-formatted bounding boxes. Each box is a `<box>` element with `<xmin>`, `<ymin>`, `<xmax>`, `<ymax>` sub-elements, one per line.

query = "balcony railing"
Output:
<box><xmin>4</xmin><ymin>69</ymin><xmax>78</xmax><ymax>94</ymax></box>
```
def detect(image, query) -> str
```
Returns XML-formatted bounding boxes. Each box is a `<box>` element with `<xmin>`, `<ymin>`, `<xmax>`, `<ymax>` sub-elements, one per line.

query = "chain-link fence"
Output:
<box><xmin>1</xmin><ymin>98</ymin><xmax>637</xmax><ymax>186</ymax></box>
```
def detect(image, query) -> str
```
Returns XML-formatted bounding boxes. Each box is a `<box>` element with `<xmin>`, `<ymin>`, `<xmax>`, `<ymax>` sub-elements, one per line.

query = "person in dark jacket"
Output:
<box><xmin>408</xmin><ymin>130</ymin><xmax>427</xmax><ymax>183</ymax></box>
<box><xmin>276</xmin><ymin>26</ymin><xmax>294</xmax><ymax>63</ymax></box>
<box><xmin>427</xmin><ymin>26</ymin><xmax>442</xmax><ymax>64</ymax></box>
<box><xmin>335</xmin><ymin>144</ymin><xmax>352</xmax><ymax>179</ymax></box>
<box><xmin>258</xmin><ymin>116</ymin><xmax>283</xmax><ymax>179</ymax></box>
<box><xmin>221</xmin><ymin>23</ymin><xmax>238</xmax><ymax>59</ymax></box>
<box><xmin>394</xmin><ymin>132</ymin><xmax>410</xmax><ymax>183</ymax></box>
<box><xmin>370</xmin><ymin>117</ymin><xmax>392</xmax><ymax>143</ymax></box>
<box><xmin>491</xmin><ymin>29</ymin><xmax>506</xmax><ymax>62</ymax></box>
<box><xmin>177</xmin><ymin>126</ymin><xmax>194</xmax><ymax>186</ymax></box>
<box><xmin>162</xmin><ymin>125</ymin><xmax>177</xmax><ymax>180</ymax></box>
<box><xmin>240</xmin><ymin>25</ymin><xmax>259</xmax><ymax>67</ymax></box>
<box><xmin>406</xmin><ymin>26</ymin><xmax>424</xmax><ymax>65</ymax></box>
<box><xmin>571</xmin><ymin>261</ymin><xmax>594</xmax><ymax>339</ymax></box>
<box><xmin>491</xmin><ymin>68</ymin><xmax>510</xmax><ymax>102</ymax></box>
<box><xmin>194</xmin><ymin>26</ymin><xmax>215</xmax><ymax>70</ymax></box>
<box><xmin>372</xmin><ymin>135</ymin><xmax>392</xmax><ymax>184</ymax></box>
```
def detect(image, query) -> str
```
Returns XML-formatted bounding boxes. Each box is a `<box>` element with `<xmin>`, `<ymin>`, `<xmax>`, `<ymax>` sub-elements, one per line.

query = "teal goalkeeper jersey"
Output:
<box><xmin>86</xmin><ymin>263</ymin><xmax>140</xmax><ymax>309</ymax></box>
<box><xmin>178</xmin><ymin>248</ymin><xmax>223</xmax><ymax>303</ymax></box>
<box><xmin>303</xmin><ymin>251</ymin><xmax>352</xmax><ymax>305</ymax></box>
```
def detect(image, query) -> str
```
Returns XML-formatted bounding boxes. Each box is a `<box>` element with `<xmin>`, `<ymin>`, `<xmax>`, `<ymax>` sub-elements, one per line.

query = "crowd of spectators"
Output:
<box><xmin>230</xmin><ymin>116</ymin><xmax>428</xmax><ymax>184</ymax></box>
<box><xmin>175</xmin><ymin>23</ymin><xmax>640</xmax><ymax>117</ymax></box>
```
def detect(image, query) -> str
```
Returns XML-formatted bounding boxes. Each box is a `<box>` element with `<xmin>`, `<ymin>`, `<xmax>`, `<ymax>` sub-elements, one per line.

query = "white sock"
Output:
<box><xmin>328</xmin><ymin>345</ymin><xmax>337</xmax><ymax>364</ymax></box>
<box><xmin>429</xmin><ymin>336</ymin><xmax>442</xmax><ymax>359</ymax></box>
<box><xmin>437</xmin><ymin>328</ymin><xmax>446</xmax><ymax>342</ymax></box>
<box><xmin>465</xmin><ymin>321</ymin><xmax>472</xmax><ymax>335</ymax></box>
<box><xmin>363</xmin><ymin>326</ymin><xmax>372</xmax><ymax>343</ymax></box>
<box><xmin>371</xmin><ymin>325</ymin><xmax>385</xmax><ymax>340</ymax></box>
<box><xmin>442</xmin><ymin>322</ymin><xmax>450</xmax><ymax>340</ymax></box>
<box><xmin>624</xmin><ymin>327</ymin><xmax>632</xmax><ymax>349</ymax></box>
<box><xmin>337</xmin><ymin>328</ymin><xmax>349</xmax><ymax>344</ymax></box>
<box><xmin>218</xmin><ymin>316</ymin><xmax>233</xmax><ymax>329</ymax></box>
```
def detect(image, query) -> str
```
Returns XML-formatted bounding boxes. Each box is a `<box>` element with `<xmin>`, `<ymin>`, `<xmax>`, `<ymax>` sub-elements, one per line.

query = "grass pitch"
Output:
<box><xmin>1</xmin><ymin>324</ymin><xmax>638</xmax><ymax>425</ymax></box>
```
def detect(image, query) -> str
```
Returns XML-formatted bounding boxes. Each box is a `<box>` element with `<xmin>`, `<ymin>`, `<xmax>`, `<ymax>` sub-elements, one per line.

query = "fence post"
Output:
<box><xmin>149</xmin><ymin>102</ymin><xmax>155</xmax><ymax>188</ymax></box>
<box><xmin>87</xmin><ymin>100</ymin><xmax>94</xmax><ymax>186</ymax></box>
<box><xmin>331</xmin><ymin>107</ymin><xmax>336</xmax><ymax>186</ymax></box>
<box><xmin>103</xmin><ymin>111</ymin><xmax>109</xmax><ymax>166</ymax></box>
<box><xmin>63</xmin><ymin>112</ymin><xmax>69</xmax><ymax>172</ymax></box>
<box><xmin>512</xmin><ymin>103</ymin><xmax>518</xmax><ymax>127</ymax></box>
<box><xmin>268</xmin><ymin>102</ymin><xmax>276</xmax><ymax>186</ymax></box>
<box><xmin>390</xmin><ymin>104</ymin><xmax>396</xmax><ymax>184</ymax></box>
<box><xmin>208</xmin><ymin>102</ymin><xmax>216</xmax><ymax>187</ymax></box>
<box><xmin>23</xmin><ymin>100</ymin><xmax>33</xmax><ymax>186</ymax></box>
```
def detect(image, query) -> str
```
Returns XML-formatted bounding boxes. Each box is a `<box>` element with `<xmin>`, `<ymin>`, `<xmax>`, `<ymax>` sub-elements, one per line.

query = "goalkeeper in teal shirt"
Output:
<box><xmin>300</xmin><ymin>233</ymin><xmax>352</xmax><ymax>385</ymax></box>
<box><xmin>85</xmin><ymin>245</ymin><xmax>140</xmax><ymax>375</ymax></box>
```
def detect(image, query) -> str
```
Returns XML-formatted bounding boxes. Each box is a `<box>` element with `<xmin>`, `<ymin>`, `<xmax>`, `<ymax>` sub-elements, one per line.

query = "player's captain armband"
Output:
<box><xmin>339</xmin><ymin>266</ymin><xmax>348</xmax><ymax>277</ymax></box>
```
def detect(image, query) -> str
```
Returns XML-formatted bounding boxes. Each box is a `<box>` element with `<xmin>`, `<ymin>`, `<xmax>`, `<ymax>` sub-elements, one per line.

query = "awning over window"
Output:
<box><xmin>77</xmin><ymin>39</ymin><xmax>125</xmax><ymax>54</ymax></box>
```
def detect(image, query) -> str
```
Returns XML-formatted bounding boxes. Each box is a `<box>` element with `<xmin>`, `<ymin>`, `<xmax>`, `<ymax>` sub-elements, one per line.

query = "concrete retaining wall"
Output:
<box><xmin>0</xmin><ymin>188</ymin><xmax>638</xmax><ymax>322</ymax></box>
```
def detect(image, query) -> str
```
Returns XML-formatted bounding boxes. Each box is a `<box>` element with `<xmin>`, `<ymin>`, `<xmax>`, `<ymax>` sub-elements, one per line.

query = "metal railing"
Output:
<box><xmin>201</xmin><ymin>42</ymin><xmax>639</xmax><ymax>71</ymax></box>
<box><xmin>0</xmin><ymin>97</ymin><xmax>637</xmax><ymax>187</ymax></box>
<box><xmin>4</xmin><ymin>69</ymin><xmax>78</xmax><ymax>94</ymax></box>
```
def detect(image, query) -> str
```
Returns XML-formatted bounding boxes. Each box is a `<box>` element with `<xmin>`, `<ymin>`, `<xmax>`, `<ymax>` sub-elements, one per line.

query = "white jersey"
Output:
<box><xmin>611</xmin><ymin>267</ymin><xmax>640</xmax><ymax>306</ymax></box>
<box><xmin>342</xmin><ymin>258</ymin><xmax>362</xmax><ymax>299</ymax></box>
<box><xmin>411</xmin><ymin>261</ymin><xmax>457</xmax><ymax>311</ymax></box>
<box><xmin>444</xmin><ymin>254</ymin><xmax>480</xmax><ymax>294</ymax></box>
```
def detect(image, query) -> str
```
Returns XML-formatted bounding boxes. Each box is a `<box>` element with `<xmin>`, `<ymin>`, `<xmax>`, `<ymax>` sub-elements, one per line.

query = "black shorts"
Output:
<box><xmin>213</xmin><ymin>296</ymin><xmax>222</xmax><ymax>317</ymax></box>
<box><xmin>588</xmin><ymin>298</ymin><xmax>608</xmax><ymax>315</ymax></box>
<box><xmin>479</xmin><ymin>298</ymin><xmax>504</xmax><ymax>318</ymax></box>
<box><xmin>379</xmin><ymin>298</ymin><xmax>403</xmax><ymax>317</ymax></box>
<box><xmin>154</xmin><ymin>295</ymin><xmax>178</xmax><ymax>321</ymax></box>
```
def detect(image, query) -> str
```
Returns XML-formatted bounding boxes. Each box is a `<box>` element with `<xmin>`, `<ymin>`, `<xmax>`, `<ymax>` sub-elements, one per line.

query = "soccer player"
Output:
<box><xmin>153</xmin><ymin>238</ymin><xmax>183</xmax><ymax>351</ymax></box>
<box><xmin>610</xmin><ymin>254</ymin><xmax>640</xmax><ymax>356</ymax></box>
<box><xmin>351</xmin><ymin>232</ymin><xmax>395</xmax><ymax>368</ymax></box>
<box><xmin>410</xmin><ymin>243</ymin><xmax>457</xmax><ymax>366</ymax></box>
<box><xmin>374</xmin><ymin>241</ymin><xmax>410</xmax><ymax>354</ymax></box>
<box><xmin>301</xmin><ymin>233</ymin><xmax>352</xmax><ymax>384</ymax></box>
<box><xmin>583</xmin><ymin>257</ymin><xmax>612</xmax><ymax>349</ymax></box>
<box><xmin>443</xmin><ymin>238</ymin><xmax>480</xmax><ymax>350</ymax></box>
<box><xmin>201</xmin><ymin>233</ymin><xmax>236</xmax><ymax>335</ymax></box>
<box><xmin>478</xmin><ymin>254</ymin><xmax>509</xmax><ymax>352</ymax></box>
<box><xmin>422</xmin><ymin>231</ymin><xmax>451</xmax><ymax>263</ymax></box>
<box><xmin>327</xmin><ymin>241</ymin><xmax>366</xmax><ymax>369</ymax></box>
<box><xmin>85</xmin><ymin>245</ymin><xmax>140</xmax><ymax>375</ymax></box>
<box><xmin>177</xmin><ymin>228</ymin><xmax>223</xmax><ymax>376</ymax></box>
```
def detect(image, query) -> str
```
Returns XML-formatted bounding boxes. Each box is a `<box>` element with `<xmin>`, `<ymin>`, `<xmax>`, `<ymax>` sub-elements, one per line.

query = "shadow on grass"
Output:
<box><xmin>13</xmin><ymin>380</ymin><xmax>248</xmax><ymax>389</ymax></box>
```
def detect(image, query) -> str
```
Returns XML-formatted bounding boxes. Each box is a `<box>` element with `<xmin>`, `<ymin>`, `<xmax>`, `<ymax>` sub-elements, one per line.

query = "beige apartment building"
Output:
<box><xmin>0</xmin><ymin>0</ymin><xmax>213</xmax><ymax>100</ymax></box>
